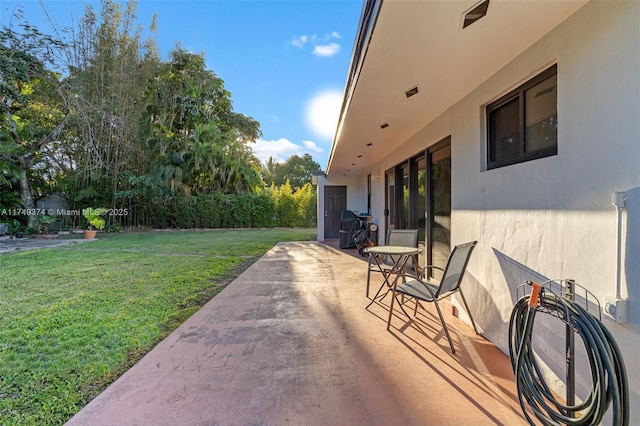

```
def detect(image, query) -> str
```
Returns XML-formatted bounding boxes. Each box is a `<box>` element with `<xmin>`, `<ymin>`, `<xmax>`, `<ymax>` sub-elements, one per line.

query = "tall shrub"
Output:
<box><xmin>273</xmin><ymin>181</ymin><xmax>297</xmax><ymax>227</ymax></box>
<box><xmin>293</xmin><ymin>183</ymin><xmax>316</xmax><ymax>227</ymax></box>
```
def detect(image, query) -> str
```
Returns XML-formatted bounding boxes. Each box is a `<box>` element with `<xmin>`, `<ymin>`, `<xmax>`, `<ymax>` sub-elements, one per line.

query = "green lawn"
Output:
<box><xmin>0</xmin><ymin>229</ymin><xmax>316</xmax><ymax>425</ymax></box>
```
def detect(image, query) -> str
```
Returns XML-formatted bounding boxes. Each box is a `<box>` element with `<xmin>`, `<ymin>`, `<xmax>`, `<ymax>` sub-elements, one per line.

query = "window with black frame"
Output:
<box><xmin>487</xmin><ymin>64</ymin><xmax>557</xmax><ymax>170</ymax></box>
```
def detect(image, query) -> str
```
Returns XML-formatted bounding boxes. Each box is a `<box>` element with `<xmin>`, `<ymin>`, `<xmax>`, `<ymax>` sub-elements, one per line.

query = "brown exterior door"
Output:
<box><xmin>324</xmin><ymin>186</ymin><xmax>346</xmax><ymax>239</ymax></box>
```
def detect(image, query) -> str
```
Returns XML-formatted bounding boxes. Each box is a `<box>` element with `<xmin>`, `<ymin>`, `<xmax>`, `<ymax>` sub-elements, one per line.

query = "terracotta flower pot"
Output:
<box><xmin>84</xmin><ymin>230</ymin><xmax>98</xmax><ymax>239</ymax></box>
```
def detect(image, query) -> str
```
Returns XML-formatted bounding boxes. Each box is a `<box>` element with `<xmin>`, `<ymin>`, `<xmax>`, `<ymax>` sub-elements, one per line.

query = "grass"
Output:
<box><xmin>0</xmin><ymin>228</ymin><xmax>317</xmax><ymax>425</ymax></box>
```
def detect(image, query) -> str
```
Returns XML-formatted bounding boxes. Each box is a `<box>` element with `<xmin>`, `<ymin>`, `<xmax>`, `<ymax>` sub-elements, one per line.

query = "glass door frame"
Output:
<box><xmin>384</xmin><ymin>152</ymin><xmax>426</xmax><ymax>246</ymax></box>
<box><xmin>384</xmin><ymin>136</ymin><xmax>451</xmax><ymax>269</ymax></box>
<box><xmin>426</xmin><ymin>136</ymin><xmax>451</xmax><ymax>274</ymax></box>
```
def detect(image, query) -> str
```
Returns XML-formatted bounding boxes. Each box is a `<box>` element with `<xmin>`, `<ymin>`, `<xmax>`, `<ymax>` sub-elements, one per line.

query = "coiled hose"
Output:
<box><xmin>508</xmin><ymin>282</ymin><xmax>629</xmax><ymax>425</ymax></box>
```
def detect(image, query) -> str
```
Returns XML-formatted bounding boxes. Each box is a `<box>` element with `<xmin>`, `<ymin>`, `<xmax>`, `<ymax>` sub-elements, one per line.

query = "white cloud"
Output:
<box><xmin>302</xmin><ymin>140</ymin><xmax>323</xmax><ymax>154</ymax></box>
<box><xmin>326</xmin><ymin>31</ymin><xmax>341</xmax><ymax>40</ymax></box>
<box><xmin>289</xmin><ymin>32</ymin><xmax>342</xmax><ymax>57</ymax></box>
<box><xmin>306</xmin><ymin>90</ymin><xmax>342</xmax><ymax>140</ymax></box>
<box><xmin>312</xmin><ymin>43</ymin><xmax>340</xmax><ymax>57</ymax></box>
<box><xmin>251</xmin><ymin>138</ymin><xmax>324</xmax><ymax>163</ymax></box>
<box><xmin>291</xmin><ymin>35</ymin><xmax>308</xmax><ymax>48</ymax></box>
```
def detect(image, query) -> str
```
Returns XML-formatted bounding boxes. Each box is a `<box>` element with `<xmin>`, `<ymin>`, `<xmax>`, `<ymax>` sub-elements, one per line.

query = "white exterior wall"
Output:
<box><xmin>357</xmin><ymin>1</ymin><xmax>639</xmax><ymax>417</ymax></box>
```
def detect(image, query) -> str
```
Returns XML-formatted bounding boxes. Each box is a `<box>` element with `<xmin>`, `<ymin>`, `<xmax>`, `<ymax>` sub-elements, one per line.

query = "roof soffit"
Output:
<box><xmin>328</xmin><ymin>0</ymin><xmax>588</xmax><ymax>177</ymax></box>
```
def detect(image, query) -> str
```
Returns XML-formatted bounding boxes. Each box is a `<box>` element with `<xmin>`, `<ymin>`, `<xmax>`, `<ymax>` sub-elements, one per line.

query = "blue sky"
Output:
<box><xmin>0</xmin><ymin>0</ymin><xmax>364</xmax><ymax>168</ymax></box>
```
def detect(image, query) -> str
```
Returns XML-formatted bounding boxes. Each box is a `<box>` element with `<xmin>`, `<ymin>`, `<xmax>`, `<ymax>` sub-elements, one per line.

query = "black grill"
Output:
<box><xmin>339</xmin><ymin>210</ymin><xmax>360</xmax><ymax>249</ymax></box>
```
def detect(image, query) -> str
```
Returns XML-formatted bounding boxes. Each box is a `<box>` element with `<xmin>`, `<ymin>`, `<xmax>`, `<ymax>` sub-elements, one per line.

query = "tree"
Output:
<box><xmin>66</xmin><ymin>0</ymin><xmax>158</xmax><ymax>209</ymax></box>
<box><xmin>0</xmin><ymin>19</ymin><xmax>70</xmax><ymax>229</ymax></box>
<box><xmin>1</xmin><ymin>2</ymin><xmax>266</xmax><ymax>229</ymax></box>
<box><xmin>142</xmin><ymin>47</ymin><xmax>263</xmax><ymax>195</ymax></box>
<box><xmin>189</xmin><ymin>125</ymin><xmax>263</xmax><ymax>194</ymax></box>
<box><xmin>264</xmin><ymin>153</ymin><xmax>321</xmax><ymax>191</ymax></box>
<box><xmin>262</xmin><ymin>156</ymin><xmax>278</xmax><ymax>187</ymax></box>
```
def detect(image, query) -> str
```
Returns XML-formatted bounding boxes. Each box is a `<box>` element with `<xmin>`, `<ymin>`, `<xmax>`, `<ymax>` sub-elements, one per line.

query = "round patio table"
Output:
<box><xmin>364</xmin><ymin>245</ymin><xmax>422</xmax><ymax>308</ymax></box>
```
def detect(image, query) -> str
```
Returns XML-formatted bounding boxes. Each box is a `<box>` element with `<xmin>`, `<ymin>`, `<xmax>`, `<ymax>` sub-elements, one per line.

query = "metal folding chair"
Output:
<box><xmin>386</xmin><ymin>240</ymin><xmax>480</xmax><ymax>354</ymax></box>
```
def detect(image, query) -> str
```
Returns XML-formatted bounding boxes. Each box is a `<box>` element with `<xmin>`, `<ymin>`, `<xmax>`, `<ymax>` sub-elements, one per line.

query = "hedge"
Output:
<box><xmin>144</xmin><ymin>184</ymin><xmax>316</xmax><ymax>229</ymax></box>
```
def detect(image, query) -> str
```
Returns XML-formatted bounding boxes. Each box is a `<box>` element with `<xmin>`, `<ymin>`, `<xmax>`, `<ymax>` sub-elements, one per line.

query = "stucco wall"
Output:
<box><xmin>356</xmin><ymin>0</ymin><xmax>639</xmax><ymax>418</ymax></box>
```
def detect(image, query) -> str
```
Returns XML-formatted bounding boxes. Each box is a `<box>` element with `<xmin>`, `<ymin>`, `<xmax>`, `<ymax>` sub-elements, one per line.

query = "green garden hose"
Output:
<box><xmin>508</xmin><ymin>282</ymin><xmax>629</xmax><ymax>425</ymax></box>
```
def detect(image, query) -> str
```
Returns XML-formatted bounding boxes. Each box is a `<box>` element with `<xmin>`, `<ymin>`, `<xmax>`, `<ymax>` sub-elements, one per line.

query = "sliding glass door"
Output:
<box><xmin>427</xmin><ymin>139</ymin><xmax>451</xmax><ymax>276</ymax></box>
<box><xmin>385</xmin><ymin>136</ymin><xmax>451</xmax><ymax>272</ymax></box>
<box><xmin>385</xmin><ymin>154</ymin><xmax>426</xmax><ymax>263</ymax></box>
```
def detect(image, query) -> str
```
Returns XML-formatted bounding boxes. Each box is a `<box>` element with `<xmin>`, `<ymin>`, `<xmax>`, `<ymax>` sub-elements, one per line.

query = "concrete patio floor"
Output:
<box><xmin>66</xmin><ymin>241</ymin><xmax>527</xmax><ymax>425</ymax></box>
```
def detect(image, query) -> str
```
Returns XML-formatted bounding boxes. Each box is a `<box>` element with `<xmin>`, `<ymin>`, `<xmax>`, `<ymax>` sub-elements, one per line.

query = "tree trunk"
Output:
<box><xmin>18</xmin><ymin>167</ymin><xmax>38</xmax><ymax>230</ymax></box>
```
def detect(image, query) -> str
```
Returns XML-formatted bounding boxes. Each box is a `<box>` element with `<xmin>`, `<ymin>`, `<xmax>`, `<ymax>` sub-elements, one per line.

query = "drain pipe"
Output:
<box><xmin>613</xmin><ymin>191</ymin><xmax>627</xmax><ymax>300</ymax></box>
<box><xmin>604</xmin><ymin>191</ymin><xmax>628</xmax><ymax>323</ymax></box>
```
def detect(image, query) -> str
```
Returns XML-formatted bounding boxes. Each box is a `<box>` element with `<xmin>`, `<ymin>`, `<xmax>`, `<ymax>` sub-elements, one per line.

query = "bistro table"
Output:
<box><xmin>364</xmin><ymin>245</ymin><xmax>422</xmax><ymax>309</ymax></box>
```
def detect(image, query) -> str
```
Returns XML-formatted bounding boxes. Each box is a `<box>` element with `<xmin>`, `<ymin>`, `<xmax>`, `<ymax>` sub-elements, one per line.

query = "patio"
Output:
<box><xmin>66</xmin><ymin>241</ymin><xmax>526</xmax><ymax>425</ymax></box>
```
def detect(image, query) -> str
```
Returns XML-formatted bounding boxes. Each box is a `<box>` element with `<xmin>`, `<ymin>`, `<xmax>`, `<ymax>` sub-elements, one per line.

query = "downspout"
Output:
<box><xmin>613</xmin><ymin>191</ymin><xmax>627</xmax><ymax>299</ymax></box>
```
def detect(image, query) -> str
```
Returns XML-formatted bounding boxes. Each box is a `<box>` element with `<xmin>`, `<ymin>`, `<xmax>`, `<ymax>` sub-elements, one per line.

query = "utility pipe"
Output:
<box><xmin>613</xmin><ymin>191</ymin><xmax>627</xmax><ymax>300</ymax></box>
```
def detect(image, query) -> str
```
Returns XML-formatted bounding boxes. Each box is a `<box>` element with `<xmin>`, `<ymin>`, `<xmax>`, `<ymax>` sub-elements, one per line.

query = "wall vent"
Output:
<box><xmin>405</xmin><ymin>86</ymin><xmax>419</xmax><ymax>98</ymax></box>
<box><xmin>462</xmin><ymin>0</ymin><xmax>489</xmax><ymax>29</ymax></box>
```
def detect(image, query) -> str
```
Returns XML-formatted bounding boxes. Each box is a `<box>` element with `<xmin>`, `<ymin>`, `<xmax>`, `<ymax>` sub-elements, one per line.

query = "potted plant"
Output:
<box><xmin>82</xmin><ymin>207</ymin><xmax>109</xmax><ymax>239</ymax></box>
